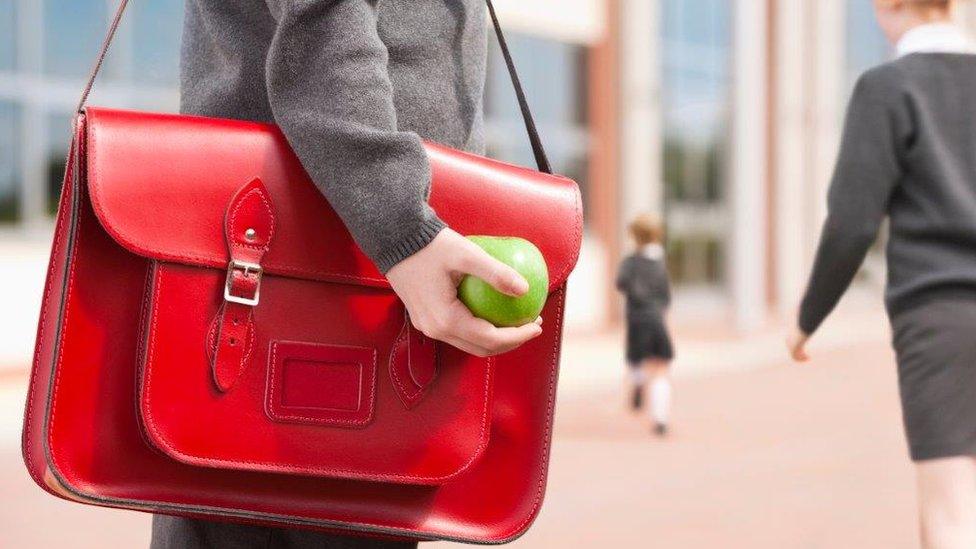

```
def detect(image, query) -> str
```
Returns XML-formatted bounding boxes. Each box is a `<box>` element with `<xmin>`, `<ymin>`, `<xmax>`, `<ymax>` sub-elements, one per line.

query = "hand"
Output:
<box><xmin>786</xmin><ymin>328</ymin><xmax>811</xmax><ymax>362</ymax></box>
<box><xmin>385</xmin><ymin>228</ymin><xmax>543</xmax><ymax>357</ymax></box>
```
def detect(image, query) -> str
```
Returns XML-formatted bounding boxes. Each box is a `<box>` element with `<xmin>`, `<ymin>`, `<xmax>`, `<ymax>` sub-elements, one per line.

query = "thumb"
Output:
<box><xmin>458</xmin><ymin>245</ymin><xmax>529</xmax><ymax>297</ymax></box>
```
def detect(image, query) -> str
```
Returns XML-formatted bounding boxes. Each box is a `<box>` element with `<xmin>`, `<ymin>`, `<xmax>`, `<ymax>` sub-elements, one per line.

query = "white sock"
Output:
<box><xmin>629</xmin><ymin>368</ymin><xmax>647</xmax><ymax>387</ymax></box>
<box><xmin>650</xmin><ymin>377</ymin><xmax>672</xmax><ymax>425</ymax></box>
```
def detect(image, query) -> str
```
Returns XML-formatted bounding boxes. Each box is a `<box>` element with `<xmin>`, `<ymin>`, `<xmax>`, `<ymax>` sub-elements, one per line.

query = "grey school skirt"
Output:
<box><xmin>891</xmin><ymin>296</ymin><xmax>976</xmax><ymax>462</ymax></box>
<box><xmin>626</xmin><ymin>310</ymin><xmax>674</xmax><ymax>365</ymax></box>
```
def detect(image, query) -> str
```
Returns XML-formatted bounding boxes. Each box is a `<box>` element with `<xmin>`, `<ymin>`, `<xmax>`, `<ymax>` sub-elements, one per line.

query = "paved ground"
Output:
<box><xmin>478</xmin><ymin>340</ymin><xmax>916</xmax><ymax>549</ymax></box>
<box><xmin>0</xmin><ymin>297</ymin><xmax>921</xmax><ymax>548</ymax></box>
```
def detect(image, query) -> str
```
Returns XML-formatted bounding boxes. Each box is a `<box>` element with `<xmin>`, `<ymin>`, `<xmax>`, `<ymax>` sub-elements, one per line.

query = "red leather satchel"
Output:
<box><xmin>21</xmin><ymin>0</ymin><xmax>582</xmax><ymax>544</ymax></box>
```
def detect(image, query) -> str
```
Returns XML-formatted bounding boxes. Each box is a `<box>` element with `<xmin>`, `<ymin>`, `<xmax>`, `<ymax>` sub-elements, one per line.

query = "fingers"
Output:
<box><xmin>793</xmin><ymin>345</ymin><xmax>810</xmax><ymax>362</ymax></box>
<box><xmin>411</xmin><ymin>300</ymin><xmax>543</xmax><ymax>357</ymax></box>
<box><xmin>389</xmin><ymin>229</ymin><xmax>541</xmax><ymax>357</ymax></box>
<box><xmin>455</xmin><ymin>243</ymin><xmax>529</xmax><ymax>297</ymax></box>
<box><xmin>449</xmin><ymin>303</ymin><xmax>543</xmax><ymax>355</ymax></box>
<box><xmin>439</xmin><ymin>333</ymin><xmax>492</xmax><ymax>358</ymax></box>
<box><xmin>432</xmin><ymin>324</ymin><xmax>540</xmax><ymax>357</ymax></box>
<box><xmin>786</xmin><ymin>334</ymin><xmax>810</xmax><ymax>363</ymax></box>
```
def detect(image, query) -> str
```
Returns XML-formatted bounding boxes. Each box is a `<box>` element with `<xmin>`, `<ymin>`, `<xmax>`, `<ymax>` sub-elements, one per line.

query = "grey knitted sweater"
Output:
<box><xmin>180</xmin><ymin>0</ymin><xmax>487</xmax><ymax>272</ymax></box>
<box><xmin>616</xmin><ymin>250</ymin><xmax>671</xmax><ymax>321</ymax></box>
<box><xmin>799</xmin><ymin>53</ymin><xmax>976</xmax><ymax>334</ymax></box>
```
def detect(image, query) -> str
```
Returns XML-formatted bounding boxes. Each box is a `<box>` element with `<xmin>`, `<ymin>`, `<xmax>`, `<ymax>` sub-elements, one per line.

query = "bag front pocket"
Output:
<box><xmin>137</xmin><ymin>261</ymin><xmax>493</xmax><ymax>485</ymax></box>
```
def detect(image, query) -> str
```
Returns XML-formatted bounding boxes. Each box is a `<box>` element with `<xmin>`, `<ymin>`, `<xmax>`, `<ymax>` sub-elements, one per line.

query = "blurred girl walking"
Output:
<box><xmin>617</xmin><ymin>214</ymin><xmax>674</xmax><ymax>436</ymax></box>
<box><xmin>787</xmin><ymin>1</ymin><xmax>976</xmax><ymax>547</ymax></box>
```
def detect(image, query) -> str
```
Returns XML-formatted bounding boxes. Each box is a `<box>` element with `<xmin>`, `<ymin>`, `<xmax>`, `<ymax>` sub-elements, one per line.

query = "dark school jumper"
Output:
<box><xmin>798</xmin><ymin>52</ymin><xmax>976</xmax><ymax>461</ymax></box>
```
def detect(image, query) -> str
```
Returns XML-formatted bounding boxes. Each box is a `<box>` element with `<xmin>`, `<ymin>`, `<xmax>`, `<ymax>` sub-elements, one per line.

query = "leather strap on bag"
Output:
<box><xmin>75</xmin><ymin>0</ymin><xmax>553</xmax><ymax>174</ymax></box>
<box><xmin>210</xmin><ymin>178</ymin><xmax>277</xmax><ymax>392</ymax></box>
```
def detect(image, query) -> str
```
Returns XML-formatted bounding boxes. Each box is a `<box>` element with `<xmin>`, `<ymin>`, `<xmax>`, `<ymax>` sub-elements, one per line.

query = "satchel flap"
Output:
<box><xmin>84</xmin><ymin>107</ymin><xmax>582</xmax><ymax>290</ymax></box>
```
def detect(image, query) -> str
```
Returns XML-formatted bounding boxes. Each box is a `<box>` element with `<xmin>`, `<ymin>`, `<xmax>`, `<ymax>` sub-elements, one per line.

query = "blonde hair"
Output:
<box><xmin>628</xmin><ymin>213</ymin><xmax>664</xmax><ymax>246</ymax></box>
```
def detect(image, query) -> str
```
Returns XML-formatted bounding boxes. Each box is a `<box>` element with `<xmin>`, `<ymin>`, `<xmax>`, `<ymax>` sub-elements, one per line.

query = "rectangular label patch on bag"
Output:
<box><xmin>267</xmin><ymin>341</ymin><xmax>377</xmax><ymax>428</ymax></box>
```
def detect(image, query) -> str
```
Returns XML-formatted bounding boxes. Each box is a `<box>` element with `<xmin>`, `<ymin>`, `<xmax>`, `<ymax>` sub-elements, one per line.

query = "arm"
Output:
<box><xmin>791</xmin><ymin>68</ymin><xmax>911</xmax><ymax>352</ymax></box>
<box><xmin>615</xmin><ymin>258</ymin><xmax>632</xmax><ymax>293</ymax></box>
<box><xmin>262</xmin><ymin>1</ymin><xmax>540</xmax><ymax>356</ymax></box>
<box><xmin>264</xmin><ymin>0</ymin><xmax>439</xmax><ymax>273</ymax></box>
<box><xmin>660</xmin><ymin>266</ymin><xmax>672</xmax><ymax>310</ymax></box>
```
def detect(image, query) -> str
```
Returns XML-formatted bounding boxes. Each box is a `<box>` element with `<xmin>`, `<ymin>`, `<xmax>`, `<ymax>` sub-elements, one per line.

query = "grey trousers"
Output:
<box><xmin>151</xmin><ymin>516</ymin><xmax>418</xmax><ymax>549</ymax></box>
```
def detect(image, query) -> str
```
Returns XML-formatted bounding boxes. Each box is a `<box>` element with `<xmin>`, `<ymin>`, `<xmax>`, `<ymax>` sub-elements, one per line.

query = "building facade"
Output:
<box><xmin>594</xmin><ymin>0</ymin><xmax>976</xmax><ymax>331</ymax></box>
<box><xmin>1</xmin><ymin>0</ymin><xmax>972</xmax><ymax>366</ymax></box>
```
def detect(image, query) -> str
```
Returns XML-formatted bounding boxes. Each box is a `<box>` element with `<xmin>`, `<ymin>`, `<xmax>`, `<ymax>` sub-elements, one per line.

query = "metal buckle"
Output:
<box><xmin>224</xmin><ymin>259</ymin><xmax>263</xmax><ymax>306</ymax></box>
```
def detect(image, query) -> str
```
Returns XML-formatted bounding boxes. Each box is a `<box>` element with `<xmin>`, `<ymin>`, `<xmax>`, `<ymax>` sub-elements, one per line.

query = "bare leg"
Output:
<box><xmin>916</xmin><ymin>456</ymin><xmax>976</xmax><ymax>549</ymax></box>
<box><xmin>645</xmin><ymin>359</ymin><xmax>672</xmax><ymax>434</ymax></box>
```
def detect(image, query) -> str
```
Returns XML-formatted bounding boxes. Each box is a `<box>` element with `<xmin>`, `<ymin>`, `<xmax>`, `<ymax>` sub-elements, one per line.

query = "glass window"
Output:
<box><xmin>845</xmin><ymin>1</ymin><xmax>891</xmax><ymax>270</ymax></box>
<box><xmin>131</xmin><ymin>0</ymin><xmax>183</xmax><ymax>85</ymax></box>
<box><xmin>46</xmin><ymin>112</ymin><xmax>74</xmax><ymax>214</ymax></box>
<box><xmin>668</xmin><ymin>236</ymin><xmax>723</xmax><ymax>285</ymax></box>
<box><xmin>0</xmin><ymin>0</ymin><xmax>15</xmax><ymax>71</ymax></box>
<box><xmin>845</xmin><ymin>0</ymin><xmax>890</xmax><ymax>92</ymax></box>
<box><xmin>485</xmin><ymin>33</ymin><xmax>590</xmax><ymax>215</ymax></box>
<box><xmin>486</xmin><ymin>34</ymin><xmax>587</xmax><ymax>127</ymax></box>
<box><xmin>43</xmin><ymin>0</ymin><xmax>108</xmax><ymax>78</ymax></box>
<box><xmin>0</xmin><ymin>101</ymin><xmax>22</xmax><ymax>223</ymax></box>
<box><xmin>661</xmin><ymin>0</ymin><xmax>732</xmax><ymax>286</ymax></box>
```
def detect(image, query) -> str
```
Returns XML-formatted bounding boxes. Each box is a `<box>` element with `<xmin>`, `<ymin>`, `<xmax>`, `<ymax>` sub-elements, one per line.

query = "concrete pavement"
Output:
<box><xmin>474</xmin><ymin>340</ymin><xmax>916</xmax><ymax>548</ymax></box>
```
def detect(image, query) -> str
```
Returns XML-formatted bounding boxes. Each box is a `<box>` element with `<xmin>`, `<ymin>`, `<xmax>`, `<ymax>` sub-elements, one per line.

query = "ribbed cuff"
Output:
<box><xmin>373</xmin><ymin>216</ymin><xmax>447</xmax><ymax>274</ymax></box>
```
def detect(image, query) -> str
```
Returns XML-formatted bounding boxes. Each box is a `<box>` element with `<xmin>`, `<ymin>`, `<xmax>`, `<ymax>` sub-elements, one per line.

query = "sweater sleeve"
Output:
<box><xmin>262</xmin><ymin>0</ymin><xmax>445</xmax><ymax>273</ymax></box>
<box><xmin>615</xmin><ymin>257</ymin><xmax>633</xmax><ymax>293</ymax></box>
<box><xmin>797</xmin><ymin>67</ymin><xmax>911</xmax><ymax>335</ymax></box>
<box><xmin>660</xmin><ymin>266</ymin><xmax>672</xmax><ymax>310</ymax></box>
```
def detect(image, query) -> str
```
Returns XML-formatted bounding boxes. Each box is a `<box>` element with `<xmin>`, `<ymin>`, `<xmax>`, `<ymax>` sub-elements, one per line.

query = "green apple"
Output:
<box><xmin>458</xmin><ymin>236</ymin><xmax>549</xmax><ymax>327</ymax></box>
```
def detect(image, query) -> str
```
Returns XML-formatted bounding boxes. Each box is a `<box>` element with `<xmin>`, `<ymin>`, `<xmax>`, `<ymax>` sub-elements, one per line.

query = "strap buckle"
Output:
<box><xmin>224</xmin><ymin>260</ymin><xmax>263</xmax><ymax>306</ymax></box>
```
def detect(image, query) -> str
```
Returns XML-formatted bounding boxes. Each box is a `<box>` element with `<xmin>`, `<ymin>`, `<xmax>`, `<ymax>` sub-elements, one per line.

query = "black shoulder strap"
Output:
<box><xmin>75</xmin><ymin>0</ymin><xmax>129</xmax><ymax>114</ymax></box>
<box><xmin>484</xmin><ymin>0</ymin><xmax>552</xmax><ymax>174</ymax></box>
<box><xmin>76</xmin><ymin>0</ymin><xmax>552</xmax><ymax>174</ymax></box>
